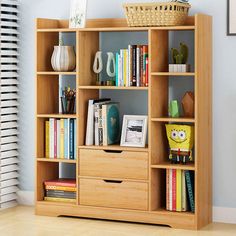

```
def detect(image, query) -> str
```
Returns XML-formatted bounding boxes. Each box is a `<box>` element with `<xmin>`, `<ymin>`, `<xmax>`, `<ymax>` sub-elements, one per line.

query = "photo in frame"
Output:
<box><xmin>120</xmin><ymin>115</ymin><xmax>148</xmax><ymax>147</ymax></box>
<box><xmin>227</xmin><ymin>0</ymin><xmax>236</xmax><ymax>35</ymax></box>
<box><xmin>69</xmin><ymin>0</ymin><xmax>87</xmax><ymax>28</ymax></box>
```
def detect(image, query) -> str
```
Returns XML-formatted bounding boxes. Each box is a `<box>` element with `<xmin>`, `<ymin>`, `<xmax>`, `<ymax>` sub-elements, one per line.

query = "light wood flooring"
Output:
<box><xmin>0</xmin><ymin>206</ymin><xmax>235</xmax><ymax>236</ymax></box>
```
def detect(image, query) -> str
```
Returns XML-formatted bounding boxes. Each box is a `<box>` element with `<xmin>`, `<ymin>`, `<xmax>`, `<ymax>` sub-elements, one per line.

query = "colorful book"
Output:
<box><xmin>45</xmin><ymin>121</ymin><xmax>49</xmax><ymax>158</ymax></box>
<box><xmin>57</xmin><ymin>120</ymin><xmax>60</xmax><ymax>158</ymax></box>
<box><xmin>102</xmin><ymin>103</ymin><xmax>120</xmax><ymax>146</ymax></box>
<box><xmin>44</xmin><ymin>179</ymin><xmax>76</xmax><ymax>187</ymax></box>
<box><xmin>185</xmin><ymin>170</ymin><xmax>195</xmax><ymax>212</ymax></box>
<box><xmin>49</xmin><ymin>118</ymin><xmax>54</xmax><ymax>159</ymax></box>
<box><xmin>44</xmin><ymin>197</ymin><xmax>76</xmax><ymax>203</ymax></box>
<box><xmin>60</xmin><ymin>119</ymin><xmax>64</xmax><ymax>159</ymax></box>
<box><xmin>64</xmin><ymin>119</ymin><xmax>69</xmax><ymax>159</ymax></box>
<box><xmin>69</xmin><ymin>119</ymin><xmax>74</xmax><ymax>159</ymax></box>
<box><xmin>74</xmin><ymin>120</ymin><xmax>77</xmax><ymax>159</ymax></box>
<box><xmin>176</xmin><ymin>169</ymin><xmax>182</xmax><ymax>211</ymax></box>
<box><xmin>172</xmin><ymin>169</ymin><xmax>176</xmax><ymax>211</ymax></box>
<box><xmin>145</xmin><ymin>57</ymin><xmax>149</xmax><ymax>87</ymax></box>
<box><xmin>123</xmin><ymin>49</ymin><xmax>128</xmax><ymax>87</ymax></box>
<box><xmin>54</xmin><ymin>119</ymin><xmax>57</xmax><ymax>158</ymax></box>
<box><xmin>143</xmin><ymin>45</ymin><xmax>148</xmax><ymax>87</ymax></box>
<box><xmin>166</xmin><ymin>169</ymin><xmax>169</xmax><ymax>210</ymax></box>
<box><xmin>46</xmin><ymin>190</ymin><xmax>76</xmax><ymax>199</ymax></box>
<box><xmin>182</xmin><ymin>170</ymin><xmax>188</xmax><ymax>211</ymax></box>
<box><xmin>136</xmin><ymin>45</ymin><xmax>140</xmax><ymax>87</ymax></box>
<box><xmin>132</xmin><ymin>45</ymin><xmax>137</xmax><ymax>86</ymax></box>
<box><xmin>45</xmin><ymin>185</ymin><xmax>76</xmax><ymax>192</ymax></box>
<box><xmin>169</xmin><ymin>169</ymin><xmax>173</xmax><ymax>211</ymax></box>
<box><xmin>115</xmin><ymin>53</ymin><xmax>119</xmax><ymax>86</ymax></box>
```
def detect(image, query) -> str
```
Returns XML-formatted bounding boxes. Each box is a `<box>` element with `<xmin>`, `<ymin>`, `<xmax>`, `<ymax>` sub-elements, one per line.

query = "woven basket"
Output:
<box><xmin>123</xmin><ymin>2</ymin><xmax>191</xmax><ymax>27</ymax></box>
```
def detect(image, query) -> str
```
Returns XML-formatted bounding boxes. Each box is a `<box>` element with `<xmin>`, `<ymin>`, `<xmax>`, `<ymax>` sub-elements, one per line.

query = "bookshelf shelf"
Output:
<box><xmin>78</xmin><ymin>86</ymin><xmax>148</xmax><ymax>90</ymax></box>
<box><xmin>37</xmin><ymin>71</ymin><xmax>77</xmax><ymax>75</ymax></box>
<box><xmin>151</xmin><ymin>72</ymin><xmax>195</xmax><ymax>76</ymax></box>
<box><xmin>79</xmin><ymin>145</ymin><xmax>148</xmax><ymax>152</ymax></box>
<box><xmin>151</xmin><ymin>162</ymin><xmax>195</xmax><ymax>171</ymax></box>
<box><xmin>37</xmin><ymin>114</ymin><xmax>77</xmax><ymax>119</ymax></box>
<box><xmin>37</xmin><ymin>158</ymin><xmax>77</xmax><ymax>164</ymax></box>
<box><xmin>151</xmin><ymin>117</ymin><xmax>195</xmax><ymax>123</ymax></box>
<box><xmin>36</xmin><ymin>15</ymin><xmax>212</xmax><ymax>230</ymax></box>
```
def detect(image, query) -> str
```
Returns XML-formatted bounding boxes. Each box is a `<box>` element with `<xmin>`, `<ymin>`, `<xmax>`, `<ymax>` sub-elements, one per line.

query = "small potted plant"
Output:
<box><xmin>169</xmin><ymin>42</ymin><xmax>190</xmax><ymax>73</ymax></box>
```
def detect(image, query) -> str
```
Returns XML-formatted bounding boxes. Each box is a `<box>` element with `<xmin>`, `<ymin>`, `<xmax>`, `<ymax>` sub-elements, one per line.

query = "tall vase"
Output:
<box><xmin>51</xmin><ymin>46</ymin><xmax>76</xmax><ymax>72</ymax></box>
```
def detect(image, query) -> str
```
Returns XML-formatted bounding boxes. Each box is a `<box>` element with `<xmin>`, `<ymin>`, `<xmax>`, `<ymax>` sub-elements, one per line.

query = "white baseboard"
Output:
<box><xmin>15</xmin><ymin>191</ymin><xmax>236</xmax><ymax>224</ymax></box>
<box><xmin>213</xmin><ymin>207</ymin><xmax>236</xmax><ymax>224</ymax></box>
<box><xmin>17</xmin><ymin>190</ymin><xmax>34</xmax><ymax>206</ymax></box>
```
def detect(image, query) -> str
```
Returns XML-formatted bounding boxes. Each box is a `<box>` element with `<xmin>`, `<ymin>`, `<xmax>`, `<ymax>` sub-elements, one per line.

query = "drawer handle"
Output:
<box><xmin>103</xmin><ymin>179</ymin><xmax>123</xmax><ymax>184</ymax></box>
<box><xmin>104</xmin><ymin>150</ymin><xmax>123</xmax><ymax>154</ymax></box>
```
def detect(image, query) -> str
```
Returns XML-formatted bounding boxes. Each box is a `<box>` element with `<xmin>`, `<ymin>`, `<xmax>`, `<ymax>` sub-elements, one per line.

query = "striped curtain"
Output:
<box><xmin>0</xmin><ymin>0</ymin><xmax>19</xmax><ymax>209</ymax></box>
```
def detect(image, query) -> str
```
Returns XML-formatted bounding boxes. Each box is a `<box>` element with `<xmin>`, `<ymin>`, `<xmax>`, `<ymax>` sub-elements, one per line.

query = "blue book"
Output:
<box><xmin>69</xmin><ymin>119</ymin><xmax>74</xmax><ymax>160</ymax></box>
<box><xmin>64</xmin><ymin>119</ymin><xmax>68</xmax><ymax>159</ymax></box>
<box><xmin>74</xmin><ymin>120</ymin><xmax>77</xmax><ymax>160</ymax></box>
<box><xmin>115</xmin><ymin>53</ymin><xmax>119</xmax><ymax>86</ymax></box>
<box><xmin>185</xmin><ymin>170</ymin><xmax>195</xmax><ymax>212</ymax></box>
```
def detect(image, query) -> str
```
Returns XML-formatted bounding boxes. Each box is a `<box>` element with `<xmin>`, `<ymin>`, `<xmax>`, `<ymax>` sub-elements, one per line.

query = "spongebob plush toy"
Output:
<box><xmin>165</xmin><ymin>124</ymin><xmax>194</xmax><ymax>163</ymax></box>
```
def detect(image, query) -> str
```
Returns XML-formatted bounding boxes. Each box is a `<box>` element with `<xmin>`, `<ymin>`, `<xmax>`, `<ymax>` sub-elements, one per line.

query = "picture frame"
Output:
<box><xmin>120</xmin><ymin>115</ymin><xmax>148</xmax><ymax>148</ymax></box>
<box><xmin>69</xmin><ymin>0</ymin><xmax>87</xmax><ymax>28</ymax></box>
<box><xmin>227</xmin><ymin>0</ymin><xmax>236</xmax><ymax>35</ymax></box>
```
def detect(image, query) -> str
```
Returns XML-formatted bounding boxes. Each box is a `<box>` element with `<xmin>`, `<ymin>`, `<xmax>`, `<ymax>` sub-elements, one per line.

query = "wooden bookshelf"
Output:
<box><xmin>35</xmin><ymin>15</ymin><xmax>212</xmax><ymax>230</ymax></box>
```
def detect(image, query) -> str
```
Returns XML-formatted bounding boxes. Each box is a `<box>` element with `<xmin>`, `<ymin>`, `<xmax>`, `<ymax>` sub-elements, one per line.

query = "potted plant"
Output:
<box><xmin>169</xmin><ymin>42</ymin><xmax>190</xmax><ymax>73</ymax></box>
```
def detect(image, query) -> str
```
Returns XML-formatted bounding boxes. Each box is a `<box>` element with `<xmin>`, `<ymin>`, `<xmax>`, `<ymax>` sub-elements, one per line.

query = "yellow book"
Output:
<box><xmin>176</xmin><ymin>169</ymin><xmax>182</xmax><ymax>212</ymax></box>
<box><xmin>45</xmin><ymin>121</ymin><xmax>49</xmax><ymax>158</ymax></box>
<box><xmin>45</xmin><ymin>185</ymin><xmax>76</xmax><ymax>192</ymax></box>
<box><xmin>60</xmin><ymin>119</ymin><xmax>64</xmax><ymax>159</ymax></box>
<box><xmin>123</xmin><ymin>49</ymin><xmax>128</xmax><ymax>86</ymax></box>
<box><xmin>44</xmin><ymin>197</ymin><xmax>76</xmax><ymax>203</ymax></box>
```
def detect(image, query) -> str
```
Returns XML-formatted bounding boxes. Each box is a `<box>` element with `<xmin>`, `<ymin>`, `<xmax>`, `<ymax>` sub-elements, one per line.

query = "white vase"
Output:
<box><xmin>51</xmin><ymin>46</ymin><xmax>76</xmax><ymax>72</ymax></box>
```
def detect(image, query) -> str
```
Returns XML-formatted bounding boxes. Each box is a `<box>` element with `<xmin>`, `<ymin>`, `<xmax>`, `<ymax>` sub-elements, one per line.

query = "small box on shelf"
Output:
<box><xmin>169</xmin><ymin>64</ymin><xmax>191</xmax><ymax>73</ymax></box>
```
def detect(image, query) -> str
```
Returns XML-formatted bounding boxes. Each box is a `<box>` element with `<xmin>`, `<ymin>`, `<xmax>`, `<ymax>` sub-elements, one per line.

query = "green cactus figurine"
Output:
<box><xmin>180</xmin><ymin>42</ymin><xmax>188</xmax><ymax>64</ymax></box>
<box><xmin>171</xmin><ymin>42</ymin><xmax>189</xmax><ymax>64</ymax></box>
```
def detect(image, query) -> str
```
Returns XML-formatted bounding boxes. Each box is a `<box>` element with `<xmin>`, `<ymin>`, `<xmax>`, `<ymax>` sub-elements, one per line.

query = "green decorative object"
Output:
<box><xmin>169</xmin><ymin>100</ymin><xmax>180</xmax><ymax>118</ymax></box>
<box><xmin>171</xmin><ymin>42</ymin><xmax>189</xmax><ymax>64</ymax></box>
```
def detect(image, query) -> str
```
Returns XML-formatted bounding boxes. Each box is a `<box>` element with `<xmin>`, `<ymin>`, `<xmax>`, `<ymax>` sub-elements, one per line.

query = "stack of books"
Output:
<box><xmin>44</xmin><ymin>179</ymin><xmax>76</xmax><ymax>203</ymax></box>
<box><xmin>45</xmin><ymin>118</ymin><xmax>76</xmax><ymax>160</ymax></box>
<box><xmin>115</xmin><ymin>45</ymin><xmax>149</xmax><ymax>87</ymax></box>
<box><xmin>166</xmin><ymin>169</ymin><xmax>194</xmax><ymax>212</ymax></box>
<box><xmin>85</xmin><ymin>98</ymin><xmax>120</xmax><ymax>146</ymax></box>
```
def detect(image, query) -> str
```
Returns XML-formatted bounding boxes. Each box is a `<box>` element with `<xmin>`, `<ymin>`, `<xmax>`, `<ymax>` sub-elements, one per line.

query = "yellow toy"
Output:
<box><xmin>165</xmin><ymin>124</ymin><xmax>194</xmax><ymax>163</ymax></box>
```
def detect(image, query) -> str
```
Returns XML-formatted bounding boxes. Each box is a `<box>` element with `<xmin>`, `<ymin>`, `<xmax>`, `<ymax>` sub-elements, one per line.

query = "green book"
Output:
<box><xmin>102</xmin><ymin>103</ymin><xmax>120</xmax><ymax>146</ymax></box>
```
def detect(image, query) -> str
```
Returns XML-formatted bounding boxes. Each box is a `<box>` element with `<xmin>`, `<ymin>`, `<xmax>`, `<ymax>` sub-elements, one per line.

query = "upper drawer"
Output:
<box><xmin>79</xmin><ymin>149</ymin><xmax>148</xmax><ymax>180</ymax></box>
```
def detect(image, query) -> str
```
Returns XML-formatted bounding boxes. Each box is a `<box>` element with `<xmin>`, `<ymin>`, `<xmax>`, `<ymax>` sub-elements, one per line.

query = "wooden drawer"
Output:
<box><xmin>79</xmin><ymin>149</ymin><xmax>148</xmax><ymax>180</ymax></box>
<box><xmin>80</xmin><ymin>178</ymin><xmax>148</xmax><ymax>210</ymax></box>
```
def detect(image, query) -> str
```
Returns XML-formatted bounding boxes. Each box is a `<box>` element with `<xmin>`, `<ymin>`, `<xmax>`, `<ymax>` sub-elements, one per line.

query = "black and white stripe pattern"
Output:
<box><xmin>0</xmin><ymin>0</ymin><xmax>19</xmax><ymax>209</ymax></box>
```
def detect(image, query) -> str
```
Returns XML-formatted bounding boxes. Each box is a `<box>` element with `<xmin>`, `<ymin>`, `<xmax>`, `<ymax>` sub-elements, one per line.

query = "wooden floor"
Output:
<box><xmin>0</xmin><ymin>206</ymin><xmax>235</xmax><ymax>235</ymax></box>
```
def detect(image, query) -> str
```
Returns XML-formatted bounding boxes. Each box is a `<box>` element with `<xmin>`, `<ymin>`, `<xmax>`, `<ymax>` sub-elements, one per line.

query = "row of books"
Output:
<box><xmin>44</xmin><ymin>179</ymin><xmax>76</xmax><ymax>203</ymax></box>
<box><xmin>45</xmin><ymin>118</ymin><xmax>76</xmax><ymax>160</ymax></box>
<box><xmin>166</xmin><ymin>169</ymin><xmax>194</xmax><ymax>212</ymax></box>
<box><xmin>115</xmin><ymin>45</ymin><xmax>149</xmax><ymax>87</ymax></box>
<box><xmin>85</xmin><ymin>98</ymin><xmax>120</xmax><ymax>146</ymax></box>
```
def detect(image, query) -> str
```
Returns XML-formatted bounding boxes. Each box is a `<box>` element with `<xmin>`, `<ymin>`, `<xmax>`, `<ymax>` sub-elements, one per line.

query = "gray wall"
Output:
<box><xmin>19</xmin><ymin>0</ymin><xmax>236</xmax><ymax>208</ymax></box>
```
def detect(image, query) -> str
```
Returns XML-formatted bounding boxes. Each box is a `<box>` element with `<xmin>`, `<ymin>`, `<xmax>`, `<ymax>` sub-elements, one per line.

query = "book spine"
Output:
<box><xmin>120</xmin><ymin>49</ymin><xmax>124</xmax><ymax>86</ymax></box>
<box><xmin>44</xmin><ymin>197</ymin><xmax>76</xmax><ymax>203</ymax></box>
<box><xmin>115</xmin><ymin>53</ymin><xmax>119</xmax><ymax>86</ymax></box>
<box><xmin>143</xmin><ymin>45</ymin><xmax>148</xmax><ymax>87</ymax></box>
<box><xmin>176</xmin><ymin>169</ymin><xmax>182</xmax><ymax>212</ymax></box>
<box><xmin>182</xmin><ymin>170</ymin><xmax>187</xmax><ymax>211</ymax></box>
<box><xmin>185</xmin><ymin>170</ymin><xmax>195</xmax><ymax>212</ymax></box>
<box><xmin>64</xmin><ymin>119</ymin><xmax>68</xmax><ymax>159</ymax></box>
<box><xmin>49</xmin><ymin>118</ymin><xmax>54</xmax><ymax>159</ymax></box>
<box><xmin>102</xmin><ymin>105</ymin><xmax>107</xmax><ymax>146</ymax></box>
<box><xmin>166</xmin><ymin>169</ymin><xmax>169</xmax><ymax>210</ymax></box>
<box><xmin>145</xmin><ymin>57</ymin><xmax>149</xmax><ymax>87</ymax></box>
<box><xmin>94</xmin><ymin>104</ymin><xmax>99</xmax><ymax>146</ymax></box>
<box><xmin>172</xmin><ymin>169</ymin><xmax>176</xmax><ymax>211</ymax></box>
<box><xmin>45</xmin><ymin>185</ymin><xmax>76</xmax><ymax>192</ymax></box>
<box><xmin>132</xmin><ymin>45</ymin><xmax>137</xmax><ymax>86</ymax></box>
<box><xmin>74</xmin><ymin>120</ymin><xmax>77</xmax><ymax>159</ymax></box>
<box><xmin>69</xmin><ymin>119</ymin><xmax>74</xmax><ymax>159</ymax></box>
<box><xmin>169</xmin><ymin>169</ymin><xmax>173</xmax><ymax>211</ymax></box>
<box><xmin>44</xmin><ymin>181</ymin><xmax>76</xmax><ymax>188</ymax></box>
<box><xmin>140</xmin><ymin>46</ymin><xmax>144</xmax><ymax>87</ymax></box>
<box><xmin>57</xmin><ymin>120</ymin><xmax>60</xmax><ymax>158</ymax></box>
<box><xmin>128</xmin><ymin>45</ymin><xmax>133</xmax><ymax>86</ymax></box>
<box><xmin>85</xmin><ymin>100</ymin><xmax>94</xmax><ymax>145</ymax></box>
<box><xmin>45</xmin><ymin>121</ymin><xmax>49</xmax><ymax>158</ymax></box>
<box><xmin>118</xmin><ymin>54</ymin><xmax>122</xmax><ymax>87</ymax></box>
<box><xmin>136</xmin><ymin>46</ymin><xmax>140</xmax><ymax>87</ymax></box>
<box><xmin>60</xmin><ymin>119</ymin><xmax>64</xmax><ymax>159</ymax></box>
<box><xmin>123</xmin><ymin>49</ymin><xmax>127</xmax><ymax>87</ymax></box>
<box><xmin>54</xmin><ymin>119</ymin><xmax>57</xmax><ymax>159</ymax></box>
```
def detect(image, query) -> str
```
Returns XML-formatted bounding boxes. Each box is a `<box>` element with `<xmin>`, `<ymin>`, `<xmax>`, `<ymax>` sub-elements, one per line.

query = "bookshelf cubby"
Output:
<box><xmin>35</xmin><ymin>15</ymin><xmax>212</xmax><ymax>230</ymax></box>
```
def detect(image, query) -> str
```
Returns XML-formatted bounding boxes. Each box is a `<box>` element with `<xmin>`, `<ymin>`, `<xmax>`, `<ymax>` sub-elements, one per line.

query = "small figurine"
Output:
<box><xmin>182</xmin><ymin>92</ymin><xmax>194</xmax><ymax>117</ymax></box>
<box><xmin>165</xmin><ymin>124</ymin><xmax>194</xmax><ymax>164</ymax></box>
<box><xmin>169</xmin><ymin>100</ymin><xmax>180</xmax><ymax>118</ymax></box>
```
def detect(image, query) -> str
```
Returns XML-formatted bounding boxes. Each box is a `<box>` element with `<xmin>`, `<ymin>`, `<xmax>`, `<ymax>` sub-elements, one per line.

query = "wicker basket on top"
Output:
<box><xmin>123</xmin><ymin>2</ymin><xmax>191</xmax><ymax>27</ymax></box>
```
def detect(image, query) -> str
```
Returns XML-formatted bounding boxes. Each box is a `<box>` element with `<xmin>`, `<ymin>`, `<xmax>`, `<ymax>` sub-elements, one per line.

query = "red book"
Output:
<box><xmin>44</xmin><ymin>178</ymin><xmax>76</xmax><ymax>187</ymax></box>
<box><xmin>166</xmin><ymin>169</ymin><xmax>169</xmax><ymax>210</ymax></box>
<box><xmin>54</xmin><ymin>119</ymin><xmax>57</xmax><ymax>159</ymax></box>
<box><xmin>145</xmin><ymin>57</ymin><xmax>149</xmax><ymax>87</ymax></box>
<box><xmin>172</xmin><ymin>169</ymin><xmax>176</xmax><ymax>211</ymax></box>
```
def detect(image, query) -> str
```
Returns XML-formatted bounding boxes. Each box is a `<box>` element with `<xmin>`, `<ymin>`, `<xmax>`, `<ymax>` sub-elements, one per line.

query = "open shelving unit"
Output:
<box><xmin>35</xmin><ymin>15</ymin><xmax>212</xmax><ymax>230</ymax></box>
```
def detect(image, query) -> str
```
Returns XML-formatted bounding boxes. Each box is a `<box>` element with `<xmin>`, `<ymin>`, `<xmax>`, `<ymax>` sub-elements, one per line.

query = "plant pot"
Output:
<box><xmin>169</xmin><ymin>64</ymin><xmax>190</xmax><ymax>73</ymax></box>
<box><xmin>51</xmin><ymin>46</ymin><xmax>76</xmax><ymax>72</ymax></box>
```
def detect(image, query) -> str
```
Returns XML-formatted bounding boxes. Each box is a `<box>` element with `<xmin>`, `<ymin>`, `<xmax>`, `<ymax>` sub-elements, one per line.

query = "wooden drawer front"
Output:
<box><xmin>80</xmin><ymin>178</ymin><xmax>148</xmax><ymax>210</ymax></box>
<box><xmin>80</xmin><ymin>149</ymin><xmax>148</xmax><ymax>180</ymax></box>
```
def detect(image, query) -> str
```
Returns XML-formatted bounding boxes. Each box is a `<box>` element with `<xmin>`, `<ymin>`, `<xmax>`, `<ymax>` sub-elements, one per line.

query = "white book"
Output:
<box><xmin>85</xmin><ymin>100</ymin><xmax>95</xmax><ymax>145</ymax></box>
<box><xmin>120</xmin><ymin>49</ymin><xmax>124</xmax><ymax>86</ymax></box>
<box><xmin>57</xmin><ymin>120</ymin><xmax>60</xmax><ymax>159</ymax></box>
<box><xmin>49</xmin><ymin>118</ymin><xmax>54</xmax><ymax>158</ymax></box>
<box><xmin>169</xmin><ymin>169</ymin><xmax>173</xmax><ymax>211</ymax></box>
<box><xmin>136</xmin><ymin>46</ymin><xmax>140</xmax><ymax>87</ymax></box>
<box><xmin>127</xmin><ymin>46</ymin><xmax>131</xmax><ymax>87</ymax></box>
<box><xmin>118</xmin><ymin>54</ymin><xmax>122</xmax><ymax>86</ymax></box>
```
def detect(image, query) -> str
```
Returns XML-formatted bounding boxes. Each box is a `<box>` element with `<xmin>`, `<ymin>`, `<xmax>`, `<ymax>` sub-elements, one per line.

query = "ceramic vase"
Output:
<box><xmin>51</xmin><ymin>46</ymin><xmax>76</xmax><ymax>72</ymax></box>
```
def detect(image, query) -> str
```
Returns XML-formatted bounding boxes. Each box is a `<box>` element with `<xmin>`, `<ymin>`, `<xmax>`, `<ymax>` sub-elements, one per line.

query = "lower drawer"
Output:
<box><xmin>80</xmin><ymin>178</ymin><xmax>148</xmax><ymax>210</ymax></box>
